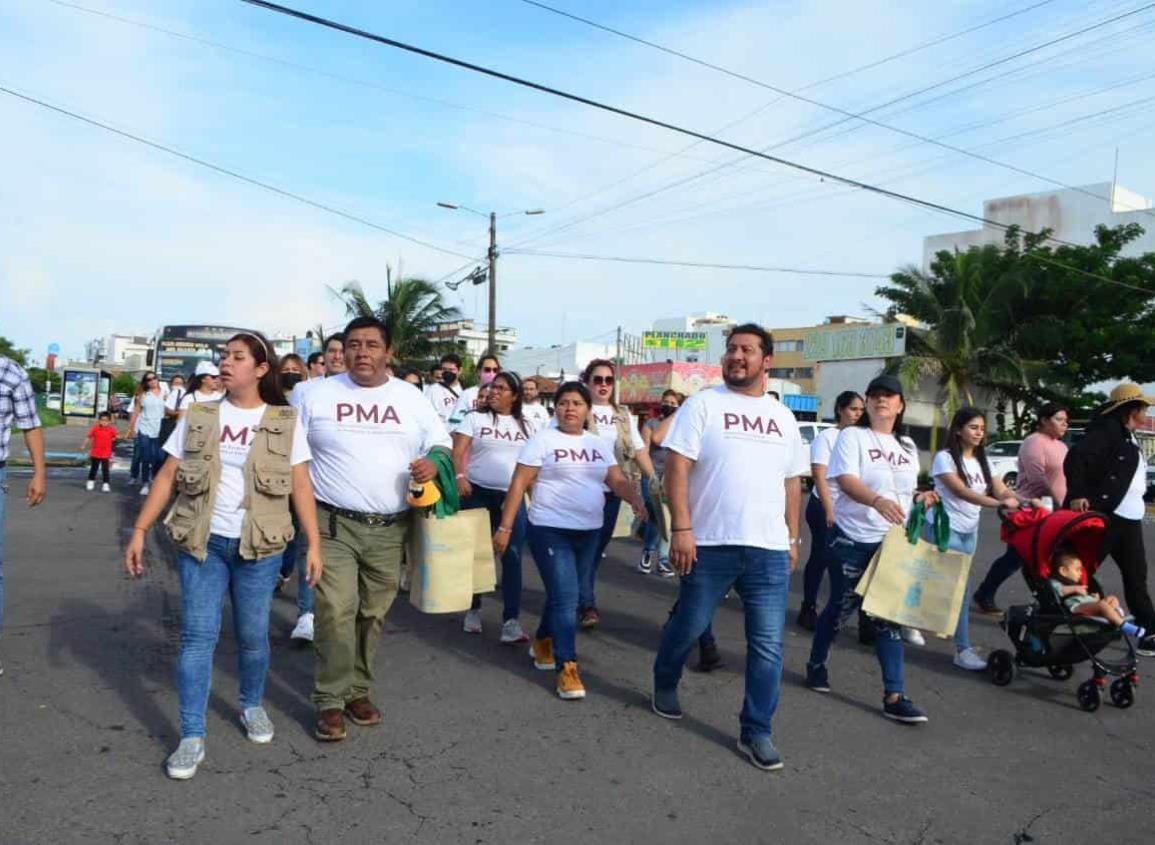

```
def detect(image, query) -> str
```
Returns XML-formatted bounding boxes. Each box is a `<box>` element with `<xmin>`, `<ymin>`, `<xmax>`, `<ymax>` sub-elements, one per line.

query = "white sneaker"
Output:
<box><xmin>463</xmin><ymin>609</ymin><xmax>483</xmax><ymax>634</ymax></box>
<box><xmin>290</xmin><ymin>612</ymin><xmax>314</xmax><ymax>642</ymax></box>
<box><xmin>500</xmin><ymin>618</ymin><xmax>530</xmax><ymax>644</ymax></box>
<box><xmin>240</xmin><ymin>706</ymin><xmax>275</xmax><ymax>744</ymax></box>
<box><xmin>101</xmin><ymin>483</ymin><xmax>111</xmax><ymax>493</ymax></box>
<box><xmin>140</xmin><ymin>485</ymin><xmax>150</xmax><ymax>496</ymax></box>
<box><xmin>953</xmin><ymin>647</ymin><xmax>988</xmax><ymax>671</ymax></box>
<box><xmin>165</xmin><ymin>737</ymin><xmax>206</xmax><ymax>780</ymax></box>
<box><xmin>86</xmin><ymin>480</ymin><xmax>95</xmax><ymax>491</ymax></box>
<box><xmin>902</xmin><ymin>627</ymin><xmax>926</xmax><ymax>646</ymax></box>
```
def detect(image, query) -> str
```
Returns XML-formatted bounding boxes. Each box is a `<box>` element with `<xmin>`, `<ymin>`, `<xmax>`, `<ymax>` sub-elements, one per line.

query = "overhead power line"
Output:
<box><xmin>240</xmin><ymin>0</ymin><xmax>1155</xmax><ymax>298</ymax></box>
<box><xmin>0</xmin><ymin>84</ymin><xmax>475</xmax><ymax>260</ymax></box>
<box><xmin>516</xmin><ymin>0</ymin><xmax>1155</xmax><ymax>220</ymax></box>
<box><xmin>505</xmin><ymin>249</ymin><xmax>891</xmax><ymax>277</ymax></box>
<box><xmin>239</xmin><ymin>0</ymin><xmax>1085</xmax><ymax>245</ymax></box>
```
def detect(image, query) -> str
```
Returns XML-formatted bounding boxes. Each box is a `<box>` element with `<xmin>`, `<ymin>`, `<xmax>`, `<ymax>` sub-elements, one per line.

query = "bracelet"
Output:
<box><xmin>496</xmin><ymin>526</ymin><xmax>512</xmax><ymax>534</ymax></box>
<box><xmin>132</xmin><ymin>526</ymin><xmax>147</xmax><ymax>534</ymax></box>
<box><xmin>870</xmin><ymin>495</ymin><xmax>882</xmax><ymax>509</ymax></box>
<box><xmin>455</xmin><ymin>473</ymin><xmax>466</xmax><ymax>480</ymax></box>
<box><xmin>788</xmin><ymin>538</ymin><xmax>803</xmax><ymax>546</ymax></box>
<box><xmin>671</xmin><ymin>527</ymin><xmax>693</xmax><ymax>533</ymax></box>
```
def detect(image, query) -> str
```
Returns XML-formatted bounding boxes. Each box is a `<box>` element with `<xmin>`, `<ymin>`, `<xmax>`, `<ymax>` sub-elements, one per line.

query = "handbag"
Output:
<box><xmin>464</xmin><ymin>507</ymin><xmax>497</xmax><ymax>594</ymax></box>
<box><xmin>853</xmin><ymin>502</ymin><xmax>972</xmax><ymax>637</ymax></box>
<box><xmin>407</xmin><ymin>510</ymin><xmax>475</xmax><ymax>613</ymax></box>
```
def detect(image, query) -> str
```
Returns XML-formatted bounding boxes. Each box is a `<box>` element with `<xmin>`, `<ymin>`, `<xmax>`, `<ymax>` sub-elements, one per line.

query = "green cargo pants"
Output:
<box><xmin>312</xmin><ymin>510</ymin><xmax>409</xmax><ymax>711</ymax></box>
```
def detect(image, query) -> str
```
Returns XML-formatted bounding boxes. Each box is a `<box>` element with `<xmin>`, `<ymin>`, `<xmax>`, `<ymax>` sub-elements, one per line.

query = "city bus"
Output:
<box><xmin>152</xmin><ymin>324</ymin><xmax>256</xmax><ymax>380</ymax></box>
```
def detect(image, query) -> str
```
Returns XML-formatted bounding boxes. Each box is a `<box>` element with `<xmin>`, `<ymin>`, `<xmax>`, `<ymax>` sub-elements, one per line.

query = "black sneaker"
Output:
<box><xmin>1136</xmin><ymin>634</ymin><xmax>1155</xmax><ymax>658</ymax></box>
<box><xmin>637</xmin><ymin>551</ymin><xmax>654</xmax><ymax>574</ymax></box>
<box><xmin>697</xmin><ymin>642</ymin><xmax>723</xmax><ymax>672</ymax></box>
<box><xmin>806</xmin><ymin>664</ymin><xmax>831</xmax><ymax>693</ymax></box>
<box><xmin>796</xmin><ymin>603</ymin><xmax>818</xmax><ymax>631</ymax></box>
<box><xmin>651</xmin><ymin>687</ymin><xmax>682</xmax><ymax>720</ymax></box>
<box><xmin>857</xmin><ymin>611</ymin><xmax>877</xmax><ymax>645</ymax></box>
<box><xmin>882</xmin><ymin>696</ymin><xmax>928</xmax><ymax>724</ymax></box>
<box><xmin>736</xmin><ymin>736</ymin><xmax>783</xmax><ymax>771</ymax></box>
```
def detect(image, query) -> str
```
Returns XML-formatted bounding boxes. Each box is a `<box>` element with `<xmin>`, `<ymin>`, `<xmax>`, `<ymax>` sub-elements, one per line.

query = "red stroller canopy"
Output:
<box><xmin>1000</xmin><ymin>508</ymin><xmax>1108</xmax><ymax>585</ymax></box>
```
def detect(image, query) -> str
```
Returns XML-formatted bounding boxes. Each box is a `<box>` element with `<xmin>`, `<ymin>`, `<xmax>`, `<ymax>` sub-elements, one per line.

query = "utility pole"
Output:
<box><xmin>488</xmin><ymin>211</ymin><xmax>497</xmax><ymax>354</ymax></box>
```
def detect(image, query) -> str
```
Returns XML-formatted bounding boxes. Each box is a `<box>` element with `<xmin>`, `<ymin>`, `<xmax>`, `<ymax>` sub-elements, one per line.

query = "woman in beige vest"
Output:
<box><xmin>124</xmin><ymin>333</ymin><xmax>322</xmax><ymax>781</ymax></box>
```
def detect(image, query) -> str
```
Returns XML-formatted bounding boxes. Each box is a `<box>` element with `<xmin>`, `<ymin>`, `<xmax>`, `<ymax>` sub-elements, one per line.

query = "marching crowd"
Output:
<box><xmin>1</xmin><ymin>317</ymin><xmax>1154</xmax><ymax>779</ymax></box>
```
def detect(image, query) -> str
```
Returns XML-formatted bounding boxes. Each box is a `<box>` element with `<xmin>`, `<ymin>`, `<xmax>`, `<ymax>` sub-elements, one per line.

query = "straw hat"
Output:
<box><xmin>1101</xmin><ymin>383</ymin><xmax>1155</xmax><ymax>415</ymax></box>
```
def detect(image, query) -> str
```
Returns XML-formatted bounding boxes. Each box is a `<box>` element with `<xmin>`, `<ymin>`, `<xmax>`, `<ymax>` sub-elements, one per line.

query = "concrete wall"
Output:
<box><xmin>923</xmin><ymin>183</ymin><xmax>1155</xmax><ymax>268</ymax></box>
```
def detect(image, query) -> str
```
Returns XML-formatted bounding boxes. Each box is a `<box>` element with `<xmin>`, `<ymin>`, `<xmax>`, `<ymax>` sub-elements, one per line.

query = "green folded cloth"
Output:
<box><xmin>427</xmin><ymin>447</ymin><xmax>459</xmax><ymax>519</ymax></box>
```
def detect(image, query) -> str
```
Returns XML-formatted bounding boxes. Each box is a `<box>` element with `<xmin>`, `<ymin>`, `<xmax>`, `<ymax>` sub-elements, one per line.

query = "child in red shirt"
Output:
<box><xmin>84</xmin><ymin>411</ymin><xmax>120</xmax><ymax>492</ymax></box>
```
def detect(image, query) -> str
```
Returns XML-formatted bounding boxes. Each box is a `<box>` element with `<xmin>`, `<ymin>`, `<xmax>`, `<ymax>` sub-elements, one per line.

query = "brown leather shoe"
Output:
<box><xmin>344</xmin><ymin>697</ymin><xmax>382</xmax><ymax>727</ymax></box>
<box><xmin>315</xmin><ymin>708</ymin><xmax>347</xmax><ymax>742</ymax></box>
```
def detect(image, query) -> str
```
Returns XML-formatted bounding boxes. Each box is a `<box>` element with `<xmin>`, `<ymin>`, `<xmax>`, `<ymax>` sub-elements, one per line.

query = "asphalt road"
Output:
<box><xmin>1</xmin><ymin>462</ymin><xmax>1154</xmax><ymax>844</ymax></box>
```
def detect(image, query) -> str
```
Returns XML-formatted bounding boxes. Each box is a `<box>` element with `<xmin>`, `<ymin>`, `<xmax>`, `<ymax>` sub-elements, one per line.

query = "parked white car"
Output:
<box><xmin>986</xmin><ymin>440</ymin><xmax>1023</xmax><ymax>489</ymax></box>
<box><xmin>797</xmin><ymin>422</ymin><xmax>835</xmax><ymax>482</ymax></box>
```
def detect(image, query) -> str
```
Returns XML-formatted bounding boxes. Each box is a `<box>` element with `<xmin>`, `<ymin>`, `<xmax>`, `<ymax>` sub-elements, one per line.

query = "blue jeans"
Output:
<box><xmin>974</xmin><ymin>544</ymin><xmax>1025</xmax><ymax>606</ymax></box>
<box><xmin>464</xmin><ymin>485</ymin><xmax>527</xmax><ymax>621</ymax></box>
<box><xmin>922</xmin><ymin>523</ymin><xmax>977</xmax><ymax>651</ymax></box>
<box><xmin>528</xmin><ymin>523</ymin><xmax>599</xmax><ymax>664</ymax></box>
<box><xmin>134</xmin><ymin>434</ymin><xmax>160</xmax><ymax>485</ymax></box>
<box><xmin>640</xmin><ymin>477</ymin><xmax>670</xmax><ymax>562</ymax></box>
<box><xmin>176</xmin><ymin>534</ymin><xmax>282</xmax><ymax>738</ymax></box>
<box><xmin>0</xmin><ymin>466</ymin><xmax>7</xmax><ymax>639</ymax></box>
<box><xmin>807</xmin><ymin>526</ymin><xmax>905</xmax><ymax>696</ymax></box>
<box><xmin>653</xmin><ymin>546</ymin><xmax>790</xmax><ymax>741</ymax></box>
<box><xmin>579</xmin><ymin>494</ymin><xmax>620</xmax><ymax>611</ymax></box>
<box><xmin>801</xmin><ymin>495</ymin><xmax>829</xmax><ymax>607</ymax></box>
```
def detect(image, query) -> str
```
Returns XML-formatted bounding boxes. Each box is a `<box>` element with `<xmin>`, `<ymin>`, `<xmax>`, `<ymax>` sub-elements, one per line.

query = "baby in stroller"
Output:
<box><xmin>1049</xmin><ymin>546</ymin><xmax>1146</xmax><ymax>639</ymax></box>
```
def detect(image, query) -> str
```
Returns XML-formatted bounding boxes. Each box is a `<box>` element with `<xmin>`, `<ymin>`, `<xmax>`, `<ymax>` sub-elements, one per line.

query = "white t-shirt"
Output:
<box><xmin>663</xmin><ymin>386</ymin><xmax>809</xmax><ymax>550</ymax></box>
<box><xmin>523</xmin><ymin>402</ymin><xmax>552</xmax><ymax>430</ymax></box>
<box><xmin>164</xmin><ymin>400</ymin><xmax>311</xmax><ymax>539</ymax></box>
<box><xmin>455</xmin><ymin>411</ymin><xmax>536</xmax><ymax>491</ymax></box>
<box><xmin>300</xmin><ymin>374</ymin><xmax>452</xmax><ymax>514</ymax></box>
<box><xmin>448</xmin><ymin>385</ymin><xmax>481</xmax><ymax>428</ymax></box>
<box><xmin>518</xmin><ymin>428</ymin><xmax>617</xmax><ymax>530</ymax></box>
<box><xmin>1116</xmin><ymin>435</ymin><xmax>1148</xmax><ymax>520</ymax></box>
<box><xmin>828</xmin><ymin>427</ymin><xmax>920</xmax><ymax>544</ymax></box>
<box><xmin>810</xmin><ymin>425</ymin><xmax>841</xmax><ymax>505</ymax></box>
<box><xmin>931</xmin><ymin>450</ymin><xmax>988</xmax><ymax>534</ymax></box>
<box><xmin>164</xmin><ymin>389</ymin><xmax>187</xmax><ymax>412</ymax></box>
<box><xmin>135</xmin><ymin>391</ymin><xmax>166</xmax><ymax>437</ymax></box>
<box><xmin>425</xmin><ymin>382</ymin><xmax>463</xmax><ymax>424</ymax></box>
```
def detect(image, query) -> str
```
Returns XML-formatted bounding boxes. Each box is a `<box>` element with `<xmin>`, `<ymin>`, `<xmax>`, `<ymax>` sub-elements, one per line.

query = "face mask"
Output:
<box><xmin>479</xmin><ymin>370</ymin><xmax>497</xmax><ymax>385</ymax></box>
<box><xmin>282</xmin><ymin>373</ymin><xmax>303</xmax><ymax>389</ymax></box>
<box><xmin>441</xmin><ymin>370</ymin><xmax>458</xmax><ymax>387</ymax></box>
<box><xmin>660</xmin><ymin>404</ymin><xmax>677</xmax><ymax>417</ymax></box>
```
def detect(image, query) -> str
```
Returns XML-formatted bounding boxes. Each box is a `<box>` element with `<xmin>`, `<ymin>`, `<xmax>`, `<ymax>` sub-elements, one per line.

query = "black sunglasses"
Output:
<box><xmin>591</xmin><ymin>375</ymin><xmax>614</xmax><ymax>386</ymax></box>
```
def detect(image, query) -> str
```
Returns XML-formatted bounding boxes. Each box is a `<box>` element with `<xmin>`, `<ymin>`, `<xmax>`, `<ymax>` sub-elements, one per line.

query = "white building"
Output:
<box><xmin>500</xmin><ymin>342</ymin><xmax>616</xmax><ymax>380</ymax></box>
<box><xmin>923</xmin><ymin>182</ymin><xmax>1155</xmax><ymax>267</ymax></box>
<box><xmin>426</xmin><ymin>320</ymin><xmax>518</xmax><ymax>359</ymax></box>
<box><xmin>647</xmin><ymin>312</ymin><xmax>736</xmax><ymax>364</ymax></box>
<box><xmin>89</xmin><ymin>334</ymin><xmax>153</xmax><ymax>370</ymax></box>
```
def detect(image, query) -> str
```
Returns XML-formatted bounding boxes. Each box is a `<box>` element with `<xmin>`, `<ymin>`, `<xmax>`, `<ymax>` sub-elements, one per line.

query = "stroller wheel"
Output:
<box><xmin>1047</xmin><ymin>664</ymin><xmax>1074</xmax><ymax>681</ymax></box>
<box><xmin>1109</xmin><ymin>678</ymin><xmax>1135</xmax><ymax>709</ymax></box>
<box><xmin>988</xmin><ymin>650</ymin><xmax>1015</xmax><ymax>686</ymax></box>
<box><xmin>1077</xmin><ymin>680</ymin><xmax>1102</xmax><ymax>712</ymax></box>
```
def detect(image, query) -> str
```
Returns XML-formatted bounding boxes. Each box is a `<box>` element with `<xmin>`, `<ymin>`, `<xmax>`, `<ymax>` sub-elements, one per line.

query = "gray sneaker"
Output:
<box><xmin>165</xmin><ymin>737</ymin><xmax>206</xmax><ymax>780</ymax></box>
<box><xmin>737</xmin><ymin>736</ymin><xmax>783</xmax><ymax>771</ymax></box>
<box><xmin>241</xmin><ymin>706</ymin><xmax>275</xmax><ymax>743</ymax></box>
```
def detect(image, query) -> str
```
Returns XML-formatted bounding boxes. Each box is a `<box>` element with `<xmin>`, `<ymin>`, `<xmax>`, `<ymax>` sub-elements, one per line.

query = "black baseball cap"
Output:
<box><xmin>865</xmin><ymin>374</ymin><xmax>904</xmax><ymax>396</ymax></box>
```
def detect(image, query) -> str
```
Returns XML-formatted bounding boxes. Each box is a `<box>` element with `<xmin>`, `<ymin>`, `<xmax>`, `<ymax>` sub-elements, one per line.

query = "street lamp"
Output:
<box><xmin>438</xmin><ymin>202</ymin><xmax>545</xmax><ymax>353</ymax></box>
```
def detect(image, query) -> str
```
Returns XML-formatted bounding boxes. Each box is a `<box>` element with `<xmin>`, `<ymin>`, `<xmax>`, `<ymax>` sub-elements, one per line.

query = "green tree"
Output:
<box><xmin>877</xmin><ymin>240</ymin><xmax>1032</xmax><ymax>436</ymax></box>
<box><xmin>112</xmin><ymin>372</ymin><xmax>139</xmax><ymax>395</ymax></box>
<box><xmin>0</xmin><ymin>336</ymin><xmax>30</xmax><ymax>367</ymax></box>
<box><xmin>332</xmin><ymin>267</ymin><xmax>463</xmax><ymax>366</ymax></box>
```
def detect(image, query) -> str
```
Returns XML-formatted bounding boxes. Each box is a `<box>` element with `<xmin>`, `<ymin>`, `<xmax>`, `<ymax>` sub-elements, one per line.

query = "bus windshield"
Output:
<box><xmin>154</xmin><ymin>325</ymin><xmax>255</xmax><ymax>380</ymax></box>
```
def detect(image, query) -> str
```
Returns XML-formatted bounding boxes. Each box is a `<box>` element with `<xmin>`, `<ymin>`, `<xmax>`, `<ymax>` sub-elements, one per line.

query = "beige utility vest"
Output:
<box><xmin>590</xmin><ymin>405</ymin><xmax>641</xmax><ymax>483</ymax></box>
<box><xmin>164</xmin><ymin>402</ymin><xmax>297</xmax><ymax>562</ymax></box>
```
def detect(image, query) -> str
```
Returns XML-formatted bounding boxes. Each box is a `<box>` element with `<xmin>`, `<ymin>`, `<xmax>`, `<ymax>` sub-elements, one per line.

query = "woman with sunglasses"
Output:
<box><xmin>454</xmin><ymin>371</ymin><xmax>537</xmax><ymax>642</ymax></box>
<box><xmin>576</xmin><ymin>359</ymin><xmax>655</xmax><ymax>628</ymax></box>
<box><xmin>448</xmin><ymin>354</ymin><xmax>502</xmax><ymax>427</ymax></box>
<box><xmin>126</xmin><ymin>371</ymin><xmax>166</xmax><ymax>496</ymax></box>
<box><xmin>495</xmin><ymin>381</ymin><xmax>646</xmax><ymax>700</ymax></box>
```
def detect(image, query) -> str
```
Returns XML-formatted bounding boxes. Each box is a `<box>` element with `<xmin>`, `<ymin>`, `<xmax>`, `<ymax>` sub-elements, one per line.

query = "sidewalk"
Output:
<box><xmin>8</xmin><ymin>418</ymin><xmax>128</xmax><ymax>467</ymax></box>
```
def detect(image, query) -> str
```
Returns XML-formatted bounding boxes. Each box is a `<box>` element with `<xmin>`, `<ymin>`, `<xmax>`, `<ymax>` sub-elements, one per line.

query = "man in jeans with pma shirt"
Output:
<box><xmin>651</xmin><ymin>324</ymin><xmax>807</xmax><ymax>771</ymax></box>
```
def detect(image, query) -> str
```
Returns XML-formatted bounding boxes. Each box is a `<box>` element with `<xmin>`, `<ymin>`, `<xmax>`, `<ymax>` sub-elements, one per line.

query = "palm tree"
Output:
<box><xmin>332</xmin><ymin>266</ymin><xmax>462</xmax><ymax>364</ymax></box>
<box><xmin>876</xmin><ymin>242</ymin><xmax>1032</xmax><ymax>444</ymax></box>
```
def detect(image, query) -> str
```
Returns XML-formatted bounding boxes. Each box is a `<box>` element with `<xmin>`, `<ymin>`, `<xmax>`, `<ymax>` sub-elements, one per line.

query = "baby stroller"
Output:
<box><xmin>987</xmin><ymin>507</ymin><xmax>1139</xmax><ymax>712</ymax></box>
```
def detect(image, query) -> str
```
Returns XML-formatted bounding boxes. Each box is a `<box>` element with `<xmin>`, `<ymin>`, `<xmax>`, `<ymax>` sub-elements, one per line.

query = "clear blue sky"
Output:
<box><xmin>3</xmin><ymin>0</ymin><xmax>1154</xmax><ymax>363</ymax></box>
